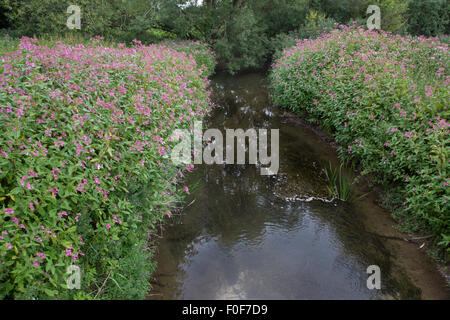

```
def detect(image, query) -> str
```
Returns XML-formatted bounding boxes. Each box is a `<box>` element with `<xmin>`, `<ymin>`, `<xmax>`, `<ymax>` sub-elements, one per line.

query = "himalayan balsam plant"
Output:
<box><xmin>0</xmin><ymin>37</ymin><xmax>215</xmax><ymax>299</ymax></box>
<box><xmin>271</xmin><ymin>25</ymin><xmax>449</xmax><ymax>254</ymax></box>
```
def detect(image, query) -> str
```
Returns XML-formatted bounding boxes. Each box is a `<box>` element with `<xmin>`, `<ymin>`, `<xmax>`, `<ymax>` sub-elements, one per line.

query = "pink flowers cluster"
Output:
<box><xmin>0</xmin><ymin>36</ymin><xmax>214</xmax><ymax>296</ymax></box>
<box><xmin>271</xmin><ymin>25</ymin><xmax>449</xmax><ymax>248</ymax></box>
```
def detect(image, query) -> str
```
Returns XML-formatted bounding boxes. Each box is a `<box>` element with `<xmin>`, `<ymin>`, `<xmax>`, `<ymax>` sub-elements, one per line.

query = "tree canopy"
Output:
<box><xmin>1</xmin><ymin>0</ymin><xmax>448</xmax><ymax>73</ymax></box>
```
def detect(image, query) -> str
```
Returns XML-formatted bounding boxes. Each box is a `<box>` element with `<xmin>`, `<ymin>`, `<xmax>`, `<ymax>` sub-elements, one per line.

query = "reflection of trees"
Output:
<box><xmin>149</xmin><ymin>73</ymin><xmax>420</xmax><ymax>300</ymax></box>
<box><xmin>166</xmin><ymin>162</ymin><xmax>299</xmax><ymax>249</ymax></box>
<box><xmin>190</xmin><ymin>164</ymin><xmax>304</xmax><ymax>244</ymax></box>
<box><xmin>307</xmin><ymin>201</ymin><xmax>421</xmax><ymax>298</ymax></box>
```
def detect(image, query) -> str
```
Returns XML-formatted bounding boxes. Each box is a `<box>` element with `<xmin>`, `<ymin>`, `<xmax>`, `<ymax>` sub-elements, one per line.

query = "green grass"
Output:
<box><xmin>323</xmin><ymin>161</ymin><xmax>368</xmax><ymax>202</ymax></box>
<box><xmin>323</xmin><ymin>162</ymin><xmax>351</xmax><ymax>201</ymax></box>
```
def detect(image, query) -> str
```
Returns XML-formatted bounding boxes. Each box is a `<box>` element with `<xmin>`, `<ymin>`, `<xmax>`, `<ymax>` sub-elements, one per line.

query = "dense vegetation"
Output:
<box><xmin>270</xmin><ymin>26</ymin><xmax>449</xmax><ymax>255</ymax></box>
<box><xmin>0</xmin><ymin>0</ymin><xmax>448</xmax><ymax>300</ymax></box>
<box><xmin>0</xmin><ymin>37</ymin><xmax>215</xmax><ymax>299</ymax></box>
<box><xmin>1</xmin><ymin>0</ymin><xmax>449</xmax><ymax>73</ymax></box>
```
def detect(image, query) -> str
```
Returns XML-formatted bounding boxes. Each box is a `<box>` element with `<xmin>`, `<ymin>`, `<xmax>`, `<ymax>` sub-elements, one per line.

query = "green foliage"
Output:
<box><xmin>323</xmin><ymin>161</ymin><xmax>368</xmax><ymax>201</ymax></box>
<box><xmin>212</xmin><ymin>6</ymin><xmax>269</xmax><ymax>74</ymax></box>
<box><xmin>269</xmin><ymin>11</ymin><xmax>336</xmax><ymax>60</ymax></box>
<box><xmin>4</xmin><ymin>0</ymin><xmax>446</xmax><ymax>74</ymax></box>
<box><xmin>2</xmin><ymin>0</ymin><xmax>77</xmax><ymax>36</ymax></box>
<box><xmin>0</xmin><ymin>38</ymin><xmax>214</xmax><ymax>299</ymax></box>
<box><xmin>371</xmin><ymin>0</ymin><xmax>408</xmax><ymax>33</ymax></box>
<box><xmin>2</xmin><ymin>0</ymin><xmax>449</xmax><ymax>73</ymax></box>
<box><xmin>1</xmin><ymin>0</ymin><xmax>169</xmax><ymax>44</ymax></box>
<box><xmin>309</xmin><ymin>0</ymin><xmax>368</xmax><ymax>23</ymax></box>
<box><xmin>0</xmin><ymin>33</ymin><xmax>18</xmax><ymax>55</ymax></box>
<box><xmin>271</xmin><ymin>26</ymin><xmax>450</xmax><ymax>254</ymax></box>
<box><xmin>323</xmin><ymin>162</ymin><xmax>351</xmax><ymax>201</ymax></box>
<box><xmin>310</xmin><ymin>0</ymin><xmax>408</xmax><ymax>32</ymax></box>
<box><xmin>162</xmin><ymin>40</ymin><xmax>217</xmax><ymax>77</ymax></box>
<box><xmin>438</xmin><ymin>34</ymin><xmax>450</xmax><ymax>45</ymax></box>
<box><xmin>407</xmin><ymin>0</ymin><xmax>449</xmax><ymax>37</ymax></box>
<box><xmin>155</xmin><ymin>0</ymin><xmax>313</xmax><ymax>73</ymax></box>
<box><xmin>157</xmin><ymin>0</ymin><xmax>412</xmax><ymax>72</ymax></box>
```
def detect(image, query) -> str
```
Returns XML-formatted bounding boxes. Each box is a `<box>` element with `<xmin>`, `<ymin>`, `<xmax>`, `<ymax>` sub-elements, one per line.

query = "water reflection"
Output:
<box><xmin>148</xmin><ymin>73</ymin><xmax>421</xmax><ymax>300</ymax></box>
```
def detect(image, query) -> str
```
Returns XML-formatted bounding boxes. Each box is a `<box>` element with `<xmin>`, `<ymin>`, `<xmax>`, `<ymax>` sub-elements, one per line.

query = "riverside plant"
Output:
<box><xmin>0</xmin><ymin>37</ymin><xmax>215</xmax><ymax>299</ymax></box>
<box><xmin>323</xmin><ymin>161</ymin><xmax>369</xmax><ymax>202</ymax></box>
<box><xmin>323</xmin><ymin>162</ymin><xmax>351</xmax><ymax>201</ymax></box>
<box><xmin>271</xmin><ymin>25</ymin><xmax>449</xmax><ymax>253</ymax></box>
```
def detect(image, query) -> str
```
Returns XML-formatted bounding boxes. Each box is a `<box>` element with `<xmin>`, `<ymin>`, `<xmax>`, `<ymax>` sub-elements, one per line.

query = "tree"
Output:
<box><xmin>1</xmin><ymin>0</ymin><xmax>161</xmax><ymax>41</ymax></box>
<box><xmin>407</xmin><ymin>0</ymin><xmax>449</xmax><ymax>37</ymax></box>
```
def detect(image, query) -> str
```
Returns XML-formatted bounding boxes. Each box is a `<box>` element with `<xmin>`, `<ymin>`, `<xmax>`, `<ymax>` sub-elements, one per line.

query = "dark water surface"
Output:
<box><xmin>148</xmin><ymin>73</ymin><xmax>449</xmax><ymax>300</ymax></box>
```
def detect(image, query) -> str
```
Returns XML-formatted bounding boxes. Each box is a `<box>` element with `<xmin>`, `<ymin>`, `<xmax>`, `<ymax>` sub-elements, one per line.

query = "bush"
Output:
<box><xmin>268</xmin><ymin>11</ymin><xmax>336</xmax><ymax>61</ymax></box>
<box><xmin>270</xmin><ymin>26</ymin><xmax>449</xmax><ymax>254</ymax></box>
<box><xmin>312</xmin><ymin>0</ymin><xmax>408</xmax><ymax>33</ymax></box>
<box><xmin>1</xmin><ymin>0</ymin><xmax>171</xmax><ymax>44</ymax></box>
<box><xmin>0</xmin><ymin>37</ymin><xmax>214</xmax><ymax>299</ymax></box>
<box><xmin>372</xmin><ymin>0</ymin><xmax>408</xmax><ymax>33</ymax></box>
<box><xmin>0</xmin><ymin>33</ymin><xmax>19</xmax><ymax>55</ymax></box>
<box><xmin>161</xmin><ymin>40</ymin><xmax>217</xmax><ymax>77</ymax></box>
<box><xmin>407</xmin><ymin>0</ymin><xmax>449</xmax><ymax>37</ymax></box>
<box><xmin>211</xmin><ymin>6</ymin><xmax>269</xmax><ymax>74</ymax></box>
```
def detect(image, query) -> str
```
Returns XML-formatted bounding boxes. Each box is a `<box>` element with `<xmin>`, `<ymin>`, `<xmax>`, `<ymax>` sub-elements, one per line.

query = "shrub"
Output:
<box><xmin>0</xmin><ymin>37</ymin><xmax>214</xmax><ymax>299</ymax></box>
<box><xmin>0</xmin><ymin>33</ymin><xmax>18</xmax><ymax>55</ymax></box>
<box><xmin>1</xmin><ymin>0</ymin><xmax>170</xmax><ymax>44</ymax></box>
<box><xmin>371</xmin><ymin>0</ymin><xmax>408</xmax><ymax>33</ymax></box>
<box><xmin>312</xmin><ymin>0</ymin><xmax>408</xmax><ymax>33</ymax></box>
<box><xmin>268</xmin><ymin>12</ymin><xmax>336</xmax><ymax>61</ymax></box>
<box><xmin>161</xmin><ymin>40</ymin><xmax>217</xmax><ymax>77</ymax></box>
<box><xmin>270</xmin><ymin>26</ymin><xmax>449</xmax><ymax>254</ymax></box>
<box><xmin>407</xmin><ymin>0</ymin><xmax>449</xmax><ymax>37</ymax></box>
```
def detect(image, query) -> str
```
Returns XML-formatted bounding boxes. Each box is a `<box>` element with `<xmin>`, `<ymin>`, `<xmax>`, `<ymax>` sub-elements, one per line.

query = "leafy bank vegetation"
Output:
<box><xmin>0</xmin><ymin>37</ymin><xmax>215</xmax><ymax>299</ymax></box>
<box><xmin>0</xmin><ymin>0</ymin><xmax>449</xmax><ymax>300</ymax></box>
<box><xmin>271</xmin><ymin>25</ymin><xmax>449</xmax><ymax>255</ymax></box>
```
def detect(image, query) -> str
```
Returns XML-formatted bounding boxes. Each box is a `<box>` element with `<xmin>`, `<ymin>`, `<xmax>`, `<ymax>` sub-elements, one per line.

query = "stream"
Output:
<box><xmin>147</xmin><ymin>72</ymin><xmax>449</xmax><ymax>300</ymax></box>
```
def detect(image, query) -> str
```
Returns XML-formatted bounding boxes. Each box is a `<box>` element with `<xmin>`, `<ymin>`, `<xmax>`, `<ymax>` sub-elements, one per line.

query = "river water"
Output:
<box><xmin>147</xmin><ymin>72</ymin><xmax>449</xmax><ymax>300</ymax></box>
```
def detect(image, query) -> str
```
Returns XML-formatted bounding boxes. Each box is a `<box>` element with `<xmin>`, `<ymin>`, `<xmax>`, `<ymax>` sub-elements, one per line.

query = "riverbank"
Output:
<box><xmin>280</xmin><ymin>109</ymin><xmax>449</xmax><ymax>298</ymax></box>
<box><xmin>0</xmin><ymin>37</ymin><xmax>215</xmax><ymax>299</ymax></box>
<box><xmin>270</xmin><ymin>25</ymin><xmax>449</xmax><ymax>261</ymax></box>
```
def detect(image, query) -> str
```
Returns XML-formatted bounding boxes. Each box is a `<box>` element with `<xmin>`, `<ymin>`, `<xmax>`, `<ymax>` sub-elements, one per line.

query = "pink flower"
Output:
<box><xmin>4</xmin><ymin>208</ymin><xmax>14</xmax><ymax>215</ymax></box>
<box><xmin>106</xmin><ymin>224</ymin><xmax>111</xmax><ymax>230</ymax></box>
<box><xmin>49</xmin><ymin>187</ymin><xmax>59</xmax><ymax>197</ymax></box>
<box><xmin>20</xmin><ymin>175</ymin><xmax>28</xmax><ymax>186</ymax></box>
<box><xmin>184</xmin><ymin>186</ymin><xmax>190</xmax><ymax>194</ymax></box>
